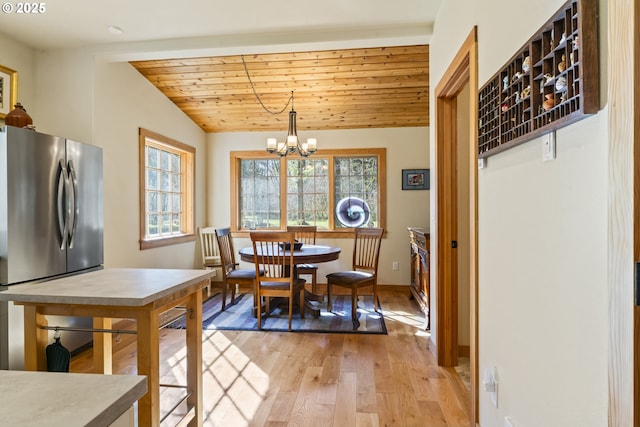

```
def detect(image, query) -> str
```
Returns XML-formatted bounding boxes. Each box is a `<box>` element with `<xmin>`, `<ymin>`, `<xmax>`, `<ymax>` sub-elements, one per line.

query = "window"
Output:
<box><xmin>139</xmin><ymin>128</ymin><xmax>195</xmax><ymax>249</ymax></box>
<box><xmin>231</xmin><ymin>148</ymin><xmax>385</xmax><ymax>236</ymax></box>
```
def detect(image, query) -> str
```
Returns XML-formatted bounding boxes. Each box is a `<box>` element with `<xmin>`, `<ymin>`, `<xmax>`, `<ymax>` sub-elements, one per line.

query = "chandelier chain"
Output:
<box><xmin>241</xmin><ymin>54</ymin><xmax>292</xmax><ymax>115</ymax></box>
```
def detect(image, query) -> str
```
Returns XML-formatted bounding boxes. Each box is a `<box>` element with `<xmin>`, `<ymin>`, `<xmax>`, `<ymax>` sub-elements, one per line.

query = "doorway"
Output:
<box><xmin>433</xmin><ymin>27</ymin><xmax>478</xmax><ymax>424</ymax></box>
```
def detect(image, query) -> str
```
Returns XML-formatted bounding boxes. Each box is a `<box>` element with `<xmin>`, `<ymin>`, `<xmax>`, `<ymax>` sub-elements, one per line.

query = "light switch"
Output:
<box><xmin>542</xmin><ymin>131</ymin><xmax>556</xmax><ymax>161</ymax></box>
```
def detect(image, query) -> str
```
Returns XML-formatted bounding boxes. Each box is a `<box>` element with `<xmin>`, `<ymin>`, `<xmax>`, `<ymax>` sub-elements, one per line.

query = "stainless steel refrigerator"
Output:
<box><xmin>0</xmin><ymin>125</ymin><xmax>103</xmax><ymax>369</ymax></box>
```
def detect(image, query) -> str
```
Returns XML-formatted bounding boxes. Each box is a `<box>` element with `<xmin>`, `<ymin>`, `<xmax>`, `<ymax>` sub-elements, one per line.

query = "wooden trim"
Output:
<box><xmin>138</xmin><ymin>128</ymin><xmax>196</xmax><ymax>250</ymax></box>
<box><xmin>436</xmin><ymin>95</ymin><xmax>459</xmax><ymax>368</ymax></box>
<box><xmin>634</xmin><ymin>4</ymin><xmax>640</xmax><ymax>425</ymax></box>
<box><xmin>458</xmin><ymin>345</ymin><xmax>470</xmax><ymax>358</ymax></box>
<box><xmin>229</xmin><ymin>148</ymin><xmax>387</xmax><ymax>233</ymax></box>
<box><xmin>468</xmin><ymin>29</ymin><xmax>480</xmax><ymax>427</ymax></box>
<box><xmin>434</xmin><ymin>27</ymin><xmax>479</xmax><ymax>425</ymax></box>
<box><xmin>607</xmin><ymin>0</ymin><xmax>637</xmax><ymax>425</ymax></box>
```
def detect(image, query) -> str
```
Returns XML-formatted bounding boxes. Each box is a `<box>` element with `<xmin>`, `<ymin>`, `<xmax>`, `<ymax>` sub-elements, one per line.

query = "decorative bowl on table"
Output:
<box><xmin>280</xmin><ymin>241</ymin><xmax>303</xmax><ymax>251</ymax></box>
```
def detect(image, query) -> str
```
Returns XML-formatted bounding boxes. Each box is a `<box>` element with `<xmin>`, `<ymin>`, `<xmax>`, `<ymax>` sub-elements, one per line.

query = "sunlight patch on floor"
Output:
<box><xmin>164</xmin><ymin>330</ymin><xmax>270</xmax><ymax>426</ymax></box>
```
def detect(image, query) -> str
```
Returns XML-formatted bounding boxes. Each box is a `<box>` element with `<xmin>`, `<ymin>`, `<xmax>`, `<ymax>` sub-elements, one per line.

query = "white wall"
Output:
<box><xmin>92</xmin><ymin>59</ymin><xmax>207</xmax><ymax>268</ymax></box>
<box><xmin>430</xmin><ymin>0</ymin><xmax>608</xmax><ymax>426</ymax></box>
<box><xmin>6</xmin><ymin>43</ymin><xmax>209</xmax><ymax>270</ymax></box>
<box><xmin>206</xmin><ymin>127</ymin><xmax>430</xmax><ymax>286</ymax></box>
<box><xmin>0</xmin><ymin>34</ymin><xmax>36</xmax><ymax>126</ymax></box>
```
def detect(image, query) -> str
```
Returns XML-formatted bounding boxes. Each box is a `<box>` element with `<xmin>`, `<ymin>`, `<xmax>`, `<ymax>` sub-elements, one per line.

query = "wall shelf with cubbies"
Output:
<box><xmin>477</xmin><ymin>0</ymin><xmax>598</xmax><ymax>158</ymax></box>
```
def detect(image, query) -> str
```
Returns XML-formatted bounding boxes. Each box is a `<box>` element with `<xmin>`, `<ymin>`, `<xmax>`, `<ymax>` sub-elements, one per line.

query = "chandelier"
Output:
<box><xmin>266</xmin><ymin>92</ymin><xmax>317</xmax><ymax>157</ymax></box>
<box><xmin>242</xmin><ymin>55</ymin><xmax>317</xmax><ymax>157</ymax></box>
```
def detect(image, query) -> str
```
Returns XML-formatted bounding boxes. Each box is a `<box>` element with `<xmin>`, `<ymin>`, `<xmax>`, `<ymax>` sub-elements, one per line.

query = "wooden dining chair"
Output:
<box><xmin>250</xmin><ymin>231</ymin><xmax>306</xmax><ymax>330</ymax></box>
<box><xmin>198</xmin><ymin>227</ymin><xmax>223</xmax><ymax>303</ymax></box>
<box><xmin>286</xmin><ymin>225</ymin><xmax>318</xmax><ymax>293</ymax></box>
<box><xmin>215</xmin><ymin>227</ymin><xmax>262</xmax><ymax>312</ymax></box>
<box><xmin>326</xmin><ymin>227</ymin><xmax>384</xmax><ymax>321</ymax></box>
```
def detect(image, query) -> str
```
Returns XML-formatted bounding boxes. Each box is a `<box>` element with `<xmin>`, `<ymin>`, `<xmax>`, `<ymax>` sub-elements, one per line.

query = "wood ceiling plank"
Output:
<box><xmin>130</xmin><ymin>44</ymin><xmax>430</xmax><ymax>131</ymax></box>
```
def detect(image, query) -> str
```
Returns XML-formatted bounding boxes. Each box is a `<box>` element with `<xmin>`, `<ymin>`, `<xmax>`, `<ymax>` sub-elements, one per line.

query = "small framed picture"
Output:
<box><xmin>0</xmin><ymin>65</ymin><xmax>17</xmax><ymax>119</ymax></box>
<box><xmin>402</xmin><ymin>169</ymin><xmax>430</xmax><ymax>190</ymax></box>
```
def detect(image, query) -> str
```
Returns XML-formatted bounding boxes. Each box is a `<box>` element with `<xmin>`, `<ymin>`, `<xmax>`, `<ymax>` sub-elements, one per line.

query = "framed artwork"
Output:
<box><xmin>0</xmin><ymin>65</ymin><xmax>18</xmax><ymax>120</ymax></box>
<box><xmin>402</xmin><ymin>169</ymin><xmax>430</xmax><ymax>190</ymax></box>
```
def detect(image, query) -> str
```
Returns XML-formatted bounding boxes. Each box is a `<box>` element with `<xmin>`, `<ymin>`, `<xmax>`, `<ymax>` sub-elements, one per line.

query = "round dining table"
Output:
<box><xmin>238</xmin><ymin>244</ymin><xmax>341</xmax><ymax>317</ymax></box>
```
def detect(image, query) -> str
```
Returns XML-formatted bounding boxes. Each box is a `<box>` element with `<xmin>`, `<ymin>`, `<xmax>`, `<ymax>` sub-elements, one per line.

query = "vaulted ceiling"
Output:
<box><xmin>130</xmin><ymin>44</ymin><xmax>429</xmax><ymax>133</ymax></box>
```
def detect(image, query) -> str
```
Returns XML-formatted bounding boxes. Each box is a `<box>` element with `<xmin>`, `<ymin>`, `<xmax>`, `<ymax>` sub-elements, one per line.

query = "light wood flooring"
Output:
<box><xmin>70</xmin><ymin>286</ymin><xmax>471</xmax><ymax>427</ymax></box>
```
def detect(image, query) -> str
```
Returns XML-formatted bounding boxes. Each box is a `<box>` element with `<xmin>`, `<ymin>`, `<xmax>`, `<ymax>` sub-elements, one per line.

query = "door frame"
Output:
<box><xmin>433</xmin><ymin>27</ymin><xmax>479</xmax><ymax>424</ymax></box>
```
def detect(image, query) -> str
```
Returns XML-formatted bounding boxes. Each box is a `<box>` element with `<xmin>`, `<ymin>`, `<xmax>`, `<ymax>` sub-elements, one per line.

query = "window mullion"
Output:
<box><xmin>327</xmin><ymin>155</ymin><xmax>336</xmax><ymax>230</ymax></box>
<box><xmin>280</xmin><ymin>156</ymin><xmax>287</xmax><ymax>229</ymax></box>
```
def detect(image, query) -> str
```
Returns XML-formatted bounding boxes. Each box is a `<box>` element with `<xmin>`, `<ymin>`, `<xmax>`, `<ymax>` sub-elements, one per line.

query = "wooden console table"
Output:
<box><xmin>0</xmin><ymin>268</ymin><xmax>213</xmax><ymax>427</ymax></box>
<box><xmin>408</xmin><ymin>228</ymin><xmax>430</xmax><ymax>328</ymax></box>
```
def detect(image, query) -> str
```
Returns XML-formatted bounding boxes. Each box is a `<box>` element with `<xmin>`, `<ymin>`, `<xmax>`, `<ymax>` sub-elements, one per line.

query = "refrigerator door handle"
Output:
<box><xmin>67</xmin><ymin>160</ymin><xmax>79</xmax><ymax>248</ymax></box>
<box><xmin>56</xmin><ymin>160</ymin><xmax>70</xmax><ymax>249</ymax></box>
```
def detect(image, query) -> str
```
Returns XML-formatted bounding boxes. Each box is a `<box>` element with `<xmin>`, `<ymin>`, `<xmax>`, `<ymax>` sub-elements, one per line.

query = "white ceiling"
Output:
<box><xmin>0</xmin><ymin>0</ymin><xmax>441</xmax><ymax>54</ymax></box>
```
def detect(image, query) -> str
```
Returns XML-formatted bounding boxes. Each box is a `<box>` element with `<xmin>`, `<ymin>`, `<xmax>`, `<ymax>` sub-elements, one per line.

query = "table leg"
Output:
<box><xmin>136</xmin><ymin>310</ymin><xmax>160</xmax><ymax>426</ymax></box>
<box><xmin>93</xmin><ymin>317</ymin><xmax>112</xmax><ymax>374</ymax></box>
<box><xmin>185</xmin><ymin>288</ymin><xmax>203</xmax><ymax>426</ymax></box>
<box><xmin>23</xmin><ymin>305</ymin><xmax>48</xmax><ymax>371</ymax></box>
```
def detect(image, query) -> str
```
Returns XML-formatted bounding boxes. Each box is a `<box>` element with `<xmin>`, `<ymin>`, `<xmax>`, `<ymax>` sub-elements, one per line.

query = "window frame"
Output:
<box><xmin>230</xmin><ymin>148</ymin><xmax>386</xmax><ymax>238</ymax></box>
<box><xmin>139</xmin><ymin>128</ymin><xmax>196</xmax><ymax>250</ymax></box>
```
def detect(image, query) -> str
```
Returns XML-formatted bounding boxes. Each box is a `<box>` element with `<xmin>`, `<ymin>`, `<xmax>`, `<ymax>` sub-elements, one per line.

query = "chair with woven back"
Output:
<box><xmin>286</xmin><ymin>225</ymin><xmax>318</xmax><ymax>294</ymax></box>
<box><xmin>250</xmin><ymin>231</ymin><xmax>306</xmax><ymax>330</ymax></box>
<box><xmin>326</xmin><ymin>227</ymin><xmax>384</xmax><ymax>321</ymax></box>
<box><xmin>215</xmin><ymin>227</ymin><xmax>262</xmax><ymax>312</ymax></box>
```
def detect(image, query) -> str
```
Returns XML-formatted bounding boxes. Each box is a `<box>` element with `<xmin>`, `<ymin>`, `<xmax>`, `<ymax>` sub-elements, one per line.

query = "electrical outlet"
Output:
<box><xmin>392</xmin><ymin>261</ymin><xmax>399</xmax><ymax>271</ymax></box>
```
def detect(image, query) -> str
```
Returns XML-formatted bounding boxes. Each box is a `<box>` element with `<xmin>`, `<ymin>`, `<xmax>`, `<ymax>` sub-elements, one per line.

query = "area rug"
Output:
<box><xmin>166</xmin><ymin>292</ymin><xmax>387</xmax><ymax>334</ymax></box>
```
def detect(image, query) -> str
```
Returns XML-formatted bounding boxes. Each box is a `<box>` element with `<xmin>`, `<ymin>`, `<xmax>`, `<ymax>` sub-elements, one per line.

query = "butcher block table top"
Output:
<box><xmin>0</xmin><ymin>267</ymin><xmax>212</xmax><ymax>306</ymax></box>
<box><xmin>0</xmin><ymin>268</ymin><xmax>213</xmax><ymax>427</ymax></box>
<box><xmin>0</xmin><ymin>370</ymin><xmax>147</xmax><ymax>427</ymax></box>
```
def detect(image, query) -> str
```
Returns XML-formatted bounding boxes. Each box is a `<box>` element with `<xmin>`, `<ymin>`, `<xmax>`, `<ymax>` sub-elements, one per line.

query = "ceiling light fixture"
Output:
<box><xmin>242</xmin><ymin>55</ymin><xmax>317</xmax><ymax>157</ymax></box>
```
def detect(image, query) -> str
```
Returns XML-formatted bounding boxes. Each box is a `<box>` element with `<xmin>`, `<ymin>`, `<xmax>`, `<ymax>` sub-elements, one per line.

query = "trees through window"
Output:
<box><xmin>231</xmin><ymin>148</ymin><xmax>385</xmax><ymax>236</ymax></box>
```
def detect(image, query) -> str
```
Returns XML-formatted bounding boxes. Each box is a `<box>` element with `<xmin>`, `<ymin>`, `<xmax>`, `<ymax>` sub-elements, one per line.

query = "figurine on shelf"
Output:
<box><xmin>572</xmin><ymin>35</ymin><xmax>579</xmax><ymax>50</ymax></box>
<box><xmin>543</xmin><ymin>94</ymin><xmax>555</xmax><ymax>111</ymax></box>
<box><xmin>520</xmin><ymin>85</ymin><xmax>531</xmax><ymax>100</ymax></box>
<box><xmin>522</xmin><ymin>56</ymin><xmax>531</xmax><ymax>73</ymax></box>
<box><xmin>543</xmin><ymin>73</ymin><xmax>554</xmax><ymax>85</ymax></box>
<box><xmin>569</xmin><ymin>52</ymin><xmax>576</xmax><ymax>66</ymax></box>
<box><xmin>515</xmin><ymin>92</ymin><xmax>521</xmax><ymax>104</ymax></box>
<box><xmin>511</xmin><ymin>72</ymin><xmax>522</xmax><ymax>83</ymax></box>
<box><xmin>502</xmin><ymin>101</ymin><xmax>508</xmax><ymax>112</ymax></box>
<box><xmin>558</xmin><ymin>32</ymin><xmax>567</xmax><ymax>46</ymax></box>
<box><xmin>558</xmin><ymin>54</ymin><xmax>567</xmax><ymax>72</ymax></box>
<box><xmin>555</xmin><ymin>76</ymin><xmax>567</xmax><ymax>91</ymax></box>
<box><xmin>503</xmin><ymin>76</ymin><xmax>509</xmax><ymax>91</ymax></box>
<box><xmin>560</xmin><ymin>92</ymin><xmax>568</xmax><ymax>103</ymax></box>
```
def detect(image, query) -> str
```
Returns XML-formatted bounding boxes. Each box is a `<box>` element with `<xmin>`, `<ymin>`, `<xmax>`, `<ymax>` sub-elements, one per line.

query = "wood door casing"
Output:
<box><xmin>433</xmin><ymin>27</ymin><xmax>479</xmax><ymax>425</ymax></box>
